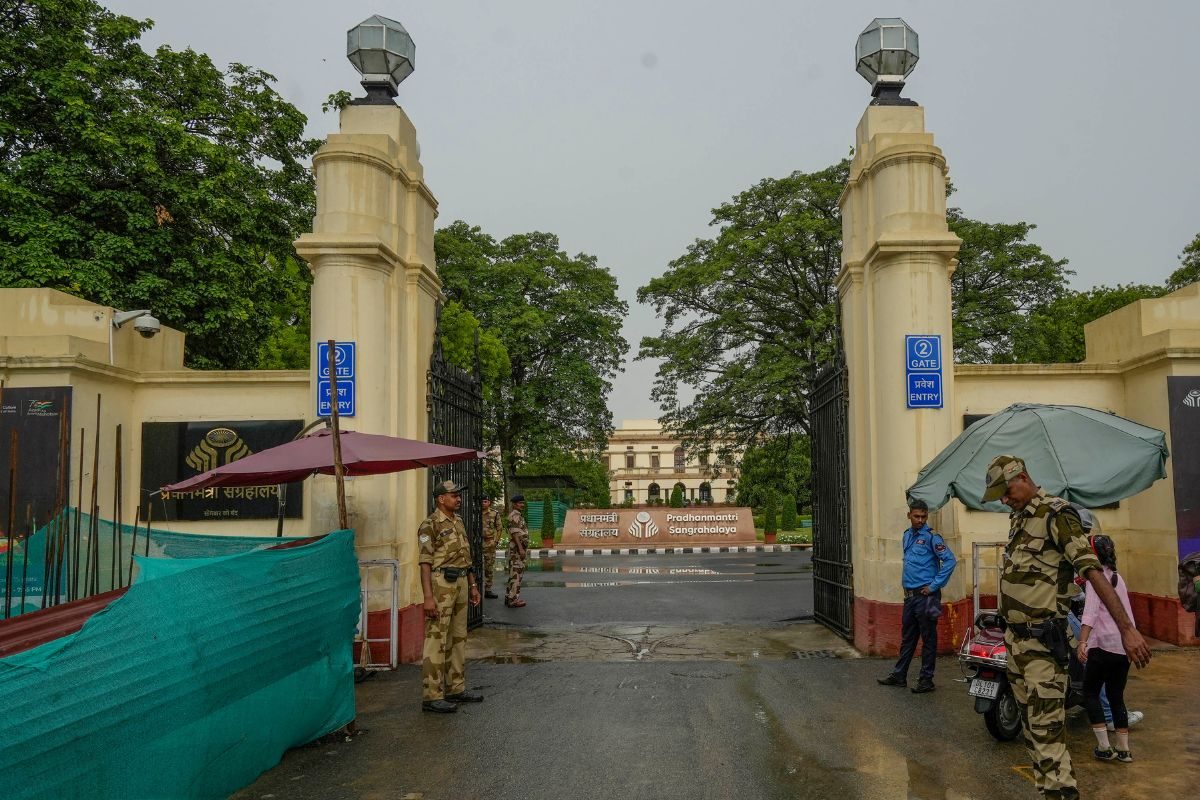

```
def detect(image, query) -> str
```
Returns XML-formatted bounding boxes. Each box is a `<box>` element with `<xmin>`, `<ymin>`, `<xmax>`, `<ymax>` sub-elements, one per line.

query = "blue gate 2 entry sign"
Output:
<box><xmin>905</xmin><ymin>335</ymin><xmax>942</xmax><ymax>409</ymax></box>
<box><xmin>317</xmin><ymin>341</ymin><xmax>356</xmax><ymax>418</ymax></box>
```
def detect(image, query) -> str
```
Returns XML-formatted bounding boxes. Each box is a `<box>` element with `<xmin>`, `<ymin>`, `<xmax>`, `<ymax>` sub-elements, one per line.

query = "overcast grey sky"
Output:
<box><xmin>105</xmin><ymin>0</ymin><xmax>1200</xmax><ymax>424</ymax></box>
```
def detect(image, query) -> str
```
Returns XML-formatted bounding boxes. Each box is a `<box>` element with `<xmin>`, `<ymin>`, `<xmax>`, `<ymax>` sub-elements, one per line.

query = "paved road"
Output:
<box><xmin>234</xmin><ymin>650</ymin><xmax>1200</xmax><ymax>800</ymax></box>
<box><xmin>485</xmin><ymin>551</ymin><xmax>814</xmax><ymax>626</ymax></box>
<box><xmin>234</xmin><ymin>552</ymin><xmax>1200</xmax><ymax>800</ymax></box>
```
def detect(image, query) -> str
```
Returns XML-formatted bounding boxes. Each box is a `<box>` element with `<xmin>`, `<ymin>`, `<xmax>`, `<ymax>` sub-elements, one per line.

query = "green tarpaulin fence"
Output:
<box><xmin>2</xmin><ymin>510</ymin><xmax>302</xmax><ymax>616</ymax></box>
<box><xmin>0</xmin><ymin>528</ymin><xmax>359</xmax><ymax>800</ymax></box>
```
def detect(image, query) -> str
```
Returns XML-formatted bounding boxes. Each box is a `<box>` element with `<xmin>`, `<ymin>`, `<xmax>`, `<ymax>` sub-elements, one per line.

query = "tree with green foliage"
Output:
<box><xmin>1168</xmin><ymin>232</ymin><xmax>1200</xmax><ymax>291</ymax></box>
<box><xmin>517</xmin><ymin>450</ymin><xmax>612</xmax><ymax>508</ymax></box>
<box><xmin>733</xmin><ymin>435</ymin><xmax>811</xmax><ymax>514</ymax></box>
<box><xmin>1012</xmin><ymin>284</ymin><xmax>1169</xmax><ymax>363</ymax></box>
<box><xmin>434</xmin><ymin>221</ymin><xmax>628</xmax><ymax>493</ymax></box>
<box><xmin>947</xmin><ymin>209</ymin><xmax>1073</xmax><ymax>363</ymax></box>
<box><xmin>781</xmin><ymin>495</ymin><xmax>798</xmax><ymax>532</ymax></box>
<box><xmin>637</xmin><ymin>161</ymin><xmax>1068</xmax><ymax>459</ymax></box>
<box><xmin>540</xmin><ymin>498</ymin><xmax>555</xmax><ymax>544</ymax></box>
<box><xmin>763</xmin><ymin>493</ymin><xmax>778</xmax><ymax>534</ymax></box>
<box><xmin>0</xmin><ymin>0</ymin><xmax>320</xmax><ymax>369</ymax></box>
<box><xmin>669</xmin><ymin>484</ymin><xmax>684</xmax><ymax>508</ymax></box>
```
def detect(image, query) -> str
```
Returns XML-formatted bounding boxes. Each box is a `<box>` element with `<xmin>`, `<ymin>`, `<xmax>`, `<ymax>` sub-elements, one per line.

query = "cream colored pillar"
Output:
<box><xmin>295</xmin><ymin>104</ymin><xmax>441</xmax><ymax>608</ymax></box>
<box><xmin>837</xmin><ymin>105</ymin><xmax>962</xmax><ymax>654</ymax></box>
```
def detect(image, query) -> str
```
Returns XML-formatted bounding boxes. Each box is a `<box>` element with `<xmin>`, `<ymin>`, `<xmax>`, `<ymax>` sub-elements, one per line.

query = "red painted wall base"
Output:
<box><xmin>355</xmin><ymin>604</ymin><xmax>426</xmax><ymax>666</ymax></box>
<box><xmin>853</xmin><ymin>592</ymin><xmax>1199</xmax><ymax>656</ymax></box>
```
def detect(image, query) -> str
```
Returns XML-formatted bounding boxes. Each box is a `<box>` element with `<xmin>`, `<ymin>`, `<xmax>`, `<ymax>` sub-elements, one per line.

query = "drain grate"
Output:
<box><xmin>791</xmin><ymin>648</ymin><xmax>845</xmax><ymax>659</ymax></box>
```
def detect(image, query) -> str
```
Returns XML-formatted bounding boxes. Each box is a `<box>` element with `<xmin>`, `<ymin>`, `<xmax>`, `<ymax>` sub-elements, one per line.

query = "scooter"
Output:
<box><xmin>958</xmin><ymin>544</ymin><xmax>1084</xmax><ymax>742</ymax></box>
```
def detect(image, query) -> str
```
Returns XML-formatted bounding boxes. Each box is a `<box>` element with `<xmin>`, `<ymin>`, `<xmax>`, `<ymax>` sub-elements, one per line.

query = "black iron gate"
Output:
<box><xmin>426</xmin><ymin>307</ymin><xmax>485</xmax><ymax>629</ymax></box>
<box><xmin>810</xmin><ymin>355</ymin><xmax>853</xmax><ymax>638</ymax></box>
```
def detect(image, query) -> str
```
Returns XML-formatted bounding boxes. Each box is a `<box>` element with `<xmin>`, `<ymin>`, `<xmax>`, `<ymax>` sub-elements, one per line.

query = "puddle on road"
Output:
<box><xmin>467</xmin><ymin>621</ymin><xmax>856</xmax><ymax>664</ymax></box>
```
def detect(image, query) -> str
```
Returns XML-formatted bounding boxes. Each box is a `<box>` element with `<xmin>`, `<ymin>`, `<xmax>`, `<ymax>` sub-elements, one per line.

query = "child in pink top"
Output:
<box><xmin>1077</xmin><ymin>535</ymin><xmax>1136</xmax><ymax>763</ymax></box>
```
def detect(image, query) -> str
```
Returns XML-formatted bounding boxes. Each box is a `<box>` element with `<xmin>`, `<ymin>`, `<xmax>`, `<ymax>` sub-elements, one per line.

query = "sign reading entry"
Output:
<box><xmin>317</xmin><ymin>341</ymin><xmax>356</xmax><ymax>417</ymax></box>
<box><xmin>905</xmin><ymin>335</ymin><xmax>943</xmax><ymax>409</ymax></box>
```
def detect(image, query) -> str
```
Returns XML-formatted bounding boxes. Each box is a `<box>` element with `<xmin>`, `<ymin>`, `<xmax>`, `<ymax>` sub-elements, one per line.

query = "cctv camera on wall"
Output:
<box><xmin>133</xmin><ymin>315</ymin><xmax>160</xmax><ymax>338</ymax></box>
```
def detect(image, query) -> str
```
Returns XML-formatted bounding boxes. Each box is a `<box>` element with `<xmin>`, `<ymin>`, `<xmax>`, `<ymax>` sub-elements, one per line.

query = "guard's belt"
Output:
<box><xmin>1008</xmin><ymin>619</ymin><xmax>1058</xmax><ymax>639</ymax></box>
<box><xmin>435</xmin><ymin>566</ymin><xmax>472</xmax><ymax>581</ymax></box>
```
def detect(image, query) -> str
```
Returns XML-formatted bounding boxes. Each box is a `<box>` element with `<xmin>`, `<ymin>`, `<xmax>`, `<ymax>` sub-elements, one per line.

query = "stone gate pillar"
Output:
<box><xmin>295</xmin><ymin>102</ymin><xmax>441</xmax><ymax>610</ymax></box>
<box><xmin>837</xmin><ymin>104</ymin><xmax>963</xmax><ymax>655</ymax></box>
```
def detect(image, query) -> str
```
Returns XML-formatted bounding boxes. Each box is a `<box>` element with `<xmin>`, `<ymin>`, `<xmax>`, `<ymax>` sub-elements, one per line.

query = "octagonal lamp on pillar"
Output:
<box><xmin>855</xmin><ymin>17</ymin><xmax>919</xmax><ymax>106</ymax></box>
<box><xmin>347</xmin><ymin>14</ymin><xmax>416</xmax><ymax>104</ymax></box>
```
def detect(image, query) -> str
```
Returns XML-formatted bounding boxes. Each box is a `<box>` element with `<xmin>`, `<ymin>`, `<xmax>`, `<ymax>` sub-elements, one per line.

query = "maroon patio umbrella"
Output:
<box><xmin>161</xmin><ymin>429</ymin><xmax>483</xmax><ymax>492</ymax></box>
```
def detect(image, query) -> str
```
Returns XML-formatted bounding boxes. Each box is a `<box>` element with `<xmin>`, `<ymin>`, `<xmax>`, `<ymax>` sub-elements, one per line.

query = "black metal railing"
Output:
<box><xmin>426</xmin><ymin>308</ymin><xmax>485</xmax><ymax>629</ymax></box>
<box><xmin>811</xmin><ymin>355</ymin><xmax>853</xmax><ymax>638</ymax></box>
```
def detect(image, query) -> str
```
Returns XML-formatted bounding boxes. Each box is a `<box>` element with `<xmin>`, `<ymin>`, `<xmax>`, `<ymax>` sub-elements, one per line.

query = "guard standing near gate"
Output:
<box><xmin>418</xmin><ymin>480</ymin><xmax>483</xmax><ymax>713</ymax></box>
<box><xmin>505</xmin><ymin>494</ymin><xmax>529</xmax><ymax>608</ymax></box>
<box><xmin>983</xmin><ymin>455</ymin><xmax>1151</xmax><ymax>800</ymax></box>
<box><xmin>481</xmin><ymin>496</ymin><xmax>503</xmax><ymax>599</ymax></box>
<box><xmin>877</xmin><ymin>498</ymin><xmax>957</xmax><ymax>693</ymax></box>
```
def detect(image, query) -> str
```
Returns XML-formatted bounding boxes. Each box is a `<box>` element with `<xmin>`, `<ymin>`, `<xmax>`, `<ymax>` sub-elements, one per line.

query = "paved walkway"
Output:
<box><xmin>234</xmin><ymin>552</ymin><xmax>1199</xmax><ymax>800</ymax></box>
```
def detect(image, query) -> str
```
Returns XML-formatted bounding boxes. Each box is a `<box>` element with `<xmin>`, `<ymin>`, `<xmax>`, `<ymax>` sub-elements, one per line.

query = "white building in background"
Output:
<box><xmin>604</xmin><ymin>419</ymin><xmax>739</xmax><ymax>506</ymax></box>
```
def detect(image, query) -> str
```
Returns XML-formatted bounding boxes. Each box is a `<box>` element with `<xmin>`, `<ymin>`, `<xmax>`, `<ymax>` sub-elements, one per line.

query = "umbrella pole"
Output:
<box><xmin>327</xmin><ymin>340</ymin><xmax>349</xmax><ymax>531</ymax></box>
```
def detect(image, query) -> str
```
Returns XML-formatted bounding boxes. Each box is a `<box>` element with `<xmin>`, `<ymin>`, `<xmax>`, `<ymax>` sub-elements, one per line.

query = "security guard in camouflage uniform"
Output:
<box><xmin>983</xmin><ymin>455</ymin><xmax>1151</xmax><ymax>799</ymax></box>
<box><xmin>418</xmin><ymin>480</ymin><xmax>482</xmax><ymax>713</ymax></box>
<box><xmin>505</xmin><ymin>494</ymin><xmax>529</xmax><ymax>608</ymax></box>
<box><xmin>481</xmin><ymin>496</ymin><xmax>503</xmax><ymax>599</ymax></box>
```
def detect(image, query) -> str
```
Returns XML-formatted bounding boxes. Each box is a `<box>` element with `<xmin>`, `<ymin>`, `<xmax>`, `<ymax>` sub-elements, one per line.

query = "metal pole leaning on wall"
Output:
<box><xmin>327</xmin><ymin>340</ymin><xmax>349</xmax><ymax>531</ymax></box>
<box><xmin>19</xmin><ymin>504</ymin><xmax>30</xmax><ymax>612</ymax></box>
<box><xmin>128</xmin><ymin>503</ymin><xmax>140</xmax><ymax>586</ymax></box>
<box><xmin>113</xmin><ymin>423</ymin><xmax>123</xmax><ymax>590</ymax></box>
<box><xmin>52</xmin><ymin>410</ymin><xmax>69</xmax><ymax>606</ymax></box>
<box><xmin>72</xmin><ymin>427</ymin><xmax>84</xmax><ymax>603</ymax></box>
<box><xmin>4</xmin><ymin>429</ymin><xmax>17</xmax><ymax>619</ymax></box>
<box><xmin>88</xmin><ymin>394</ymin><xmax>101</xmax><ymax>598</ymax></box>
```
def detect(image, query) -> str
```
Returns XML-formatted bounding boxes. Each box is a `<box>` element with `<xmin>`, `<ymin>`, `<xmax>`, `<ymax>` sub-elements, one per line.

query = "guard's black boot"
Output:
<box><xmin>876</xmin><ymin>673</ymin><xmax>907</xmax><ymax>687</ymax></box>
<box><xmin>445</xmin><ymin>690</ymin><xmax>484</xmax><ymax>703</ymax></box>
<box><xmin>911</xmin><ymin>678</ymin><xmax>936</xmax><ymax>694</ymax></box>
<box><xmin>484</xmin><ymin>590</ymin><xmax>498</xmax><ymax>599</ymax></box>
<box><xmin>422</xmin><ymin>699</ymin><xmax>458</xmax><ymax>713</ymax></box>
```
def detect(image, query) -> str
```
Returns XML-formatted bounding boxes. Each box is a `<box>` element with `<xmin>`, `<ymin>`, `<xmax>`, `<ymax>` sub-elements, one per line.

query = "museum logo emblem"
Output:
<box><xmin>627</xmin><ymin>511</ymin><xmax>660</xmax><ymax>539</ymax></box>
<box><xmin>186</xmin><ymin>427</ymin><xmax>253</xmax><ymax>472</ymax></box>
<box><xmin>1184</xmin><ymin>389</ymin><xmax>1200</xmax><ymax>408</ymax></box>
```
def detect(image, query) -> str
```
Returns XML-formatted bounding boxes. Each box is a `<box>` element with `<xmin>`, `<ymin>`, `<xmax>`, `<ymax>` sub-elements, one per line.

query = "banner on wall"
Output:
<box><xmin>0</xmin><ymin>387</ymin><xmax>72</xmax><ymax>537</ymax></box>
<box><xmin>1167</xmin><ymin>377</ymin><xmax>1200</xmax><ymax>560</ymax></box>
<box><xmin>140</xmin><ymin>420</ymin><xmax>304</xmax><ymax>521</ymax></box>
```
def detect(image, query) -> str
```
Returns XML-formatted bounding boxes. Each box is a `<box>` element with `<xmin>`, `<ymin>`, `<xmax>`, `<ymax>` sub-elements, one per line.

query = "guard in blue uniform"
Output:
<box><xmin>878</xmin><ymin>498</ymin><xmax>957</xmax><ymax>693</ymax></box>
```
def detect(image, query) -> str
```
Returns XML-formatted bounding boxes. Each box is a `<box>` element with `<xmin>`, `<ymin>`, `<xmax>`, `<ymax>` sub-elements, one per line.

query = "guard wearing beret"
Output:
<box><xmin>505</xmin><ymin>494</ymin><xmax>529</xmax><ymax>608</ymax></box>
<box><xmin>418</xmin><ymin>480</ymin><xmax>482</xmax><ymax>713</ymax></box>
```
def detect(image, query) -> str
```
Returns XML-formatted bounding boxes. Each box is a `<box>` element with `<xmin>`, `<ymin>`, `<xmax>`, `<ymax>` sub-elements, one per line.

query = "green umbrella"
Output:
<box><xmin>907</xmin><ymin>403</ymin><xmax>1169</xmax><ymax>512</ymax></box>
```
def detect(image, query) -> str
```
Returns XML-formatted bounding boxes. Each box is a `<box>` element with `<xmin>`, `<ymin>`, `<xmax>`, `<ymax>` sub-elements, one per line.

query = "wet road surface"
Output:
<box><xmin>234</xmin><ymin>552</ymin><xmax>1200</xmax><ymax>800</ymax></box>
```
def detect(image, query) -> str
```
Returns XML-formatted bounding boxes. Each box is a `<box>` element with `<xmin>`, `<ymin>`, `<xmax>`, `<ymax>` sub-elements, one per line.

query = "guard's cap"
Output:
<box><xmin>982</xmin><ymin>455</ymin><xmax>1026</xmax><ymax>502</ymax></box>
<box><xmin>433</xmin><ymin>480</ymin><xmax>463</xmax><ymax>497</ymax></box>
<box><xmin>510</xmin><ymin>494</ymin><xmax>525</xmax><ymax>503</ymax></box>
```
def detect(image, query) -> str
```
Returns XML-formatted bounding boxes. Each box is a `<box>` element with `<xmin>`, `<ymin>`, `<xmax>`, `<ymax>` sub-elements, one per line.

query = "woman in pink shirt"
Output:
<box><xmin>1077</xmin><ymin>534</ymin><xmax>1137</xmax><ymax>763</ymax></box>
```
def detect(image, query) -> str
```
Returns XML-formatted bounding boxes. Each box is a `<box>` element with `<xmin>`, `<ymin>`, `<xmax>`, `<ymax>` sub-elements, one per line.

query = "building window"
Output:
<box><xmin>650</xmin><ymin>453</ymin><xmax>660</xmax><ymax>469</ymax></box>
<box><xmin>624</xmin><ymin>489</ymin><xmax>633</xmax><ymax>501</ymax></box>
<box><xmin>648</xmin><ymin>482</ymin><xmax>660</xmax><ymax>500</ymax></box>
<box><xmin>699</xmin><ymin>482</ymin><xmax>712</xmax><ymax>502</ymax></box>
<box><xmin>699</xmin><ymin>453</ymin><xmax>709</xmax><ymax>467</ymax></box>
<box><xmin>674</xmin><ymin>447</ymin><xmax>686</xmax><ymax>473</ymax></box>
<box><xmin>625</xmin><ymin>452</ymin><xmax>635</xmax><ymax>469</ymax></box>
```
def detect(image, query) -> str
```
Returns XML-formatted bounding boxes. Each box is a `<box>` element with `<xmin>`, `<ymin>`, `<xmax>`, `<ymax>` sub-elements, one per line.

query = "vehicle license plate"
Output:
<box><xmin>969</xmin><ymin>679</ymin><xmax>1000</xmax><ymax>699</ymax></box>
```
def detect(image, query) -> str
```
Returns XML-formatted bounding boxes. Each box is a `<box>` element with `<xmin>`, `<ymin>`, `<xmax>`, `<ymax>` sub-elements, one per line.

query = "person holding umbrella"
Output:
<box><xmin>418</xmin><ymin>480</ymin><xmax>482</xmax><ymax>713</ymax></box>
<box><xmin>983</xmin><ymin>455</ymin><xmax>1151</xmax><ymax>800</ymax></box>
